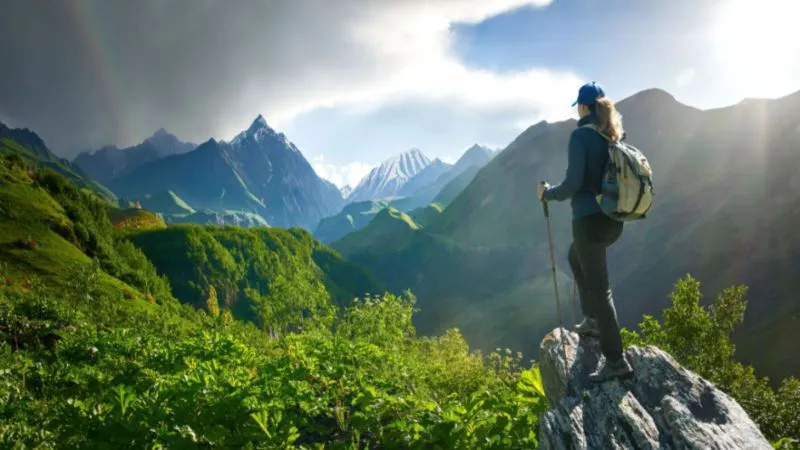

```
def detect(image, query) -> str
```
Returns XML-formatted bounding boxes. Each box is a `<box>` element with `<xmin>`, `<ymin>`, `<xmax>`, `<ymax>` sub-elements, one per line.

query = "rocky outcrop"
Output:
<box><xmin>537</xmin><ymin>328</ymin><xmax>772</xmax><ymax>449</ymax></box>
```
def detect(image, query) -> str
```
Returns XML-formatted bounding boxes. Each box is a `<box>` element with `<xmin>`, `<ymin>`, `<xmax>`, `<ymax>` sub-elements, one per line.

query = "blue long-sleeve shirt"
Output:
<box><xmin>542</xmin><ymin>113</ymin><xmax>612</xmax><ymax>220</ymax></box>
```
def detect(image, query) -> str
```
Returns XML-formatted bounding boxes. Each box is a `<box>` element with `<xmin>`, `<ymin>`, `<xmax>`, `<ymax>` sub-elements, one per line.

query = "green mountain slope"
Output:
<box><xmin>408</xmin><ymin>202</ymin><xmax>444</xmax><ymax>227</ymax></box>
<box><xmin>432</xmin><ymin>164</ymin><xmax>482</xmax><ymax>206</ymax></box>
<box><xmin>313</xmin><ymin>199</ymin><xmax>393</xmax><ymax>243</ymax></box>
<box><xmin>339</xmin><ymin>88</ymin><xmax>800</xmax><ymax>383</ymax></box>
<box><xmin>164</xmin><ymin>209</ymin><xmax>269</xmax><ymax>228</ymax></box>
<box><xmin>127</xmin><ymin>225</ymin><xmax>385</xmax><ymax>325</ymax></box>
<box><xmin>110</xmin><ymin>138</ymin><xmax>267</xmax><ymax>214</ymax></box>
<box><xmin>131</xmin><ymin>190</ymin><xmax>196</xmax><ymax>215</ymax></box>
<box><xmin>335</xmin><ymin>225</ymin><xmax>572</xmax><ymax>351</ymax></box>
<box><xmin>332</xmin><ymin>207</ymin><xmax>419</xmax><ymax>256</ymax></box>
<box><xmin>1</xmin><ymin>122</ymin><xmax>116</xmax><ymax>203</ymax></box>
<box><xmin>0</xmin><ymin>153</ymin><xmax>175</xmax><ymax>306</ymax></box>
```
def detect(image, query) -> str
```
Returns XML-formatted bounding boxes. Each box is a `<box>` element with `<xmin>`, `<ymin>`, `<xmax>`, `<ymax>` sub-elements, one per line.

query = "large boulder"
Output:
<box><xmin>537</xmin><ymin>328</ymin><xmax>772</xmax><ymax>449</ymax></box>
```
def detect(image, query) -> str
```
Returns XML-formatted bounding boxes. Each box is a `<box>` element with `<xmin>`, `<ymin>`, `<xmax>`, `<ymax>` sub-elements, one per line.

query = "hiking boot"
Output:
<box><xmin>588</xmin><ymin>356</ymin><xmax>634</xmax><ymax>383</ymax></box>
<box><xmin>573</xmin><ymin>317</ymin><xmax>600</xmax><ymax>337</ymax></box>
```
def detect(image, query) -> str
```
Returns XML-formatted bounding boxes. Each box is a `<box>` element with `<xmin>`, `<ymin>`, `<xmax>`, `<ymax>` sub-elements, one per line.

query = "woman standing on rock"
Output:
<box><xmin>537</xmin><ymin>81</ymin><xmax>634</xmax><ymax>382</ymax></box>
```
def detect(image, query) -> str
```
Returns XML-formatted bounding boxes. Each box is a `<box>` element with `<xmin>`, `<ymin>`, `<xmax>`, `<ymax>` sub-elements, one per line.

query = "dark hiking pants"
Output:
<box><xmin>568</xmin><ymin>212</ymin><xmax>624</xmax><ymax>362</ymax></box>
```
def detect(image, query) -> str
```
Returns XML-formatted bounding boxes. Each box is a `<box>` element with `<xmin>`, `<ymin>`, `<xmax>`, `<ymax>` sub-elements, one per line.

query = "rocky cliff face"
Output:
<box><xmin>537</xmin><ymin>328</ymin><xmax>771</xmax><ymax>449</ymax></box>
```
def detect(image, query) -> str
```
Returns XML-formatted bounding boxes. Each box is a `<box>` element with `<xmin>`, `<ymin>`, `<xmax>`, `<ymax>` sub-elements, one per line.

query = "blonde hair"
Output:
<box><xmin>593</xmin><ymin>97</ymin><xmax>623</xmax><ymax>142</ymax></box>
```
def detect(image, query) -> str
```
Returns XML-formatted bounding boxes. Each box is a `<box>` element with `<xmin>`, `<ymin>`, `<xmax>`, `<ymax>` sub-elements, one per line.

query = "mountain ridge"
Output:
<box><xmin>109</xmin><ymin>116</ymin><xmax>343</xmax><ymax>230</ymax></box>
<box><xmin>74</xmin><ymin>129</ymin><xmax>196</xmax><ymax>185</ymax></box>
<box><xmin>1</xmin><ymin>121</ymin><xmax>117</xmax><ymax>202</ymax></box>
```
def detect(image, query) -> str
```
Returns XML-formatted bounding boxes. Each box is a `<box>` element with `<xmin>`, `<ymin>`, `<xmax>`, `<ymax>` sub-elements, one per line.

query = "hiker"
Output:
<box><xmin>536</xmin><ymin>81</ymin><xmax>634</xmax><ymax>382</ymax></box>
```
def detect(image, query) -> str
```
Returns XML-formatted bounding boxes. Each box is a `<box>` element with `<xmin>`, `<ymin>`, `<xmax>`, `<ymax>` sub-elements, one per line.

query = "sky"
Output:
<box><xmin>1</xmin><ymin>0</ymin><xmax>799</xmax><ymax>188</ymax></box>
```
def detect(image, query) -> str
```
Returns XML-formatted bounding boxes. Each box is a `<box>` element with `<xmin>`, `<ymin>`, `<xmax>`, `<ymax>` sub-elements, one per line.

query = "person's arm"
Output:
<box><xmin>543</xmin><ymin>131</ymin><xmax>586</xmax><ymax>201</ymax></box>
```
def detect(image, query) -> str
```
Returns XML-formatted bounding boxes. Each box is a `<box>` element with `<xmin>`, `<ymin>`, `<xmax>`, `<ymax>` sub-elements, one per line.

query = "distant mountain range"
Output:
<box><xmin>109</xmin><ymin>115</ymin><xmax>343</xmax><ymax>230</ymax></box>
<box><xmin>399</xmin><ymin>144</ymin><xmax>494</xmax><ymax>207</ymax></box>
<box><xmin>347</xmin><ymin>145</ymin><xmax>494</xmax><ymax>205</ymax></box>
<box><xmin>333</xmin><ymin>87</ymin><xmax>800</xmax><ymax>384</ymax></box>
<box><xmin>312</xmin><ymin>144</ymin><xmax>494</xmax><ymax>243</ymax></box>
<box><xmin>74</xmin><ymin>129</ymin><xmax>196</xmax><ymax>185</ymax></box>
<box><xmin>6</xmin><ymin>112</ymin><xmax>491</xmax><ymax>234</ymax></box>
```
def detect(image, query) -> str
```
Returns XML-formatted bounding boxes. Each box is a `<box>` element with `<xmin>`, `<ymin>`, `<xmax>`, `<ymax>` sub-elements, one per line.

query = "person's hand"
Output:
<box><xmin>537</xmin><ymin>181</ymin><xmax>550</xmax><ymax>201</ymax></box>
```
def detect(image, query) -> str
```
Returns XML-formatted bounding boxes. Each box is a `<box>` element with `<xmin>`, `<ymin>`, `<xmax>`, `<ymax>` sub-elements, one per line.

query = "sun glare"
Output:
<box><xmin>712</xmin><ymin>0</ymin><xmax>800</xmax><ymax>96</ymax></box>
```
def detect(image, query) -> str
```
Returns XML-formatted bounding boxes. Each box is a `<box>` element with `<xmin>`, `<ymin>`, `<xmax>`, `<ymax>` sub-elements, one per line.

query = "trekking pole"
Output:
<box><xmin>541</xmin><ymin>195</ymin><xmax>569</xmax><ymax>379</ymax></box>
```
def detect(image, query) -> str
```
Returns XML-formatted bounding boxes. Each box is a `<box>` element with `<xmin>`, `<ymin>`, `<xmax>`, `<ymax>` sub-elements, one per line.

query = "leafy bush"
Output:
<box><xmin>336</xmin><ymin>291</ymin><xmax>417</xmax><ymax>345</ymax></box>
<box><xmin>0</xmin><ymin>273</ymin><xmax>547</xmax><ymax>449</ymax></box>
<box><xmin>0</xmin><ymin>275</ymin><xmax>77</xmax><ymax>351</ymax></box>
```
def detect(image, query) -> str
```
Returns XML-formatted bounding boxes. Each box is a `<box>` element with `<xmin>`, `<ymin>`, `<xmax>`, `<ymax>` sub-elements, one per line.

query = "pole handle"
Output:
<box><xmin>540</xmin><ymin>181</ymin><xmax>549</xmax><ymax>217</ymax></box>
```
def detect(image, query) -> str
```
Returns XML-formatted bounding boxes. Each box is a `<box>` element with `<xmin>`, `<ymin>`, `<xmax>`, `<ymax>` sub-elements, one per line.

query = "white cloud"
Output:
<box><xmin>311</xmin><ymin>155</ymin><xmax>372</xmax><ymax>188</ymax></box>
<box><xmin>263</xmin><ymin>0</ymin><xmax>582</xmax><ymax>133</ymax></box>
<box><xmin>269</xmin><ymin>0</ymin><xmax>586</xmax><ymax>176</ymax></box>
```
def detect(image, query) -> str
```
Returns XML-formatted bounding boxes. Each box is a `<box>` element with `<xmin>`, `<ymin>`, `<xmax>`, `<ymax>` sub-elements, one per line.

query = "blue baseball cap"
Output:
<box><xmin>572</xmin><ymin>81</ymin><xmax>605</xmax><ymax>107</ymax></box>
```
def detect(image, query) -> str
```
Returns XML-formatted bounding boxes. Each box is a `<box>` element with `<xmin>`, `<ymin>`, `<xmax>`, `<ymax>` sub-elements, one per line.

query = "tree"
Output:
<box><xmin>206</xmin><ymin>285</ymin><xmax>220</xmax><ymax>319</ymax></box>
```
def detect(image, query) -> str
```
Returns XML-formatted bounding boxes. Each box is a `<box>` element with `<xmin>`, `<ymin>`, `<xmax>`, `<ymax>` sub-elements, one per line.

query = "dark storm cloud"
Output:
<box><xmin>0</xmin><ymin>0</ymin><xmax>568</xmax><ymax>160</ymax></box>
<box><xmin>0</xmin><ymin>0</ymin><xmax>377</xmax><ymax>157</ymax></box>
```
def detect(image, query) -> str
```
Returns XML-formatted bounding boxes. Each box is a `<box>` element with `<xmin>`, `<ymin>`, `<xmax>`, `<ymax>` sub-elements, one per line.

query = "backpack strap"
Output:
<box><xmin>578</xmin><ymin>123</ymin><xmax>608</xmax><ymax>196</ymax></box>
<box><xmin>581</xmin><ymin>123</ymin><xmax>612</xmax><ymax>142</ymax></box>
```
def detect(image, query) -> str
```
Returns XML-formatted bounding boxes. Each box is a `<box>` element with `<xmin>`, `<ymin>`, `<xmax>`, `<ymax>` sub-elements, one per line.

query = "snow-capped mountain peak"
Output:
<box><xmin>248</xmin><ymin>114</ymin><xmax>269</xmax><ymax>133</ymax></box>
<box><xmin>230</xmin><ymin>114</ymin><xmax>277</xmax><ymax>146</ymax></box>
<box><xmin>347</xmin><ymin>148</ymin><xmax>432</xmax><ymax>202</ymax></box>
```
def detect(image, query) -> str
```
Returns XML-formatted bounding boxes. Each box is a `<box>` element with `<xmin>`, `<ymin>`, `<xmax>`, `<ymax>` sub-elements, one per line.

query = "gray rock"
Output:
<box><xmin>538</xmin><ymin>327</ymin><xmax>772</xmax><ymax>450</ymax></box>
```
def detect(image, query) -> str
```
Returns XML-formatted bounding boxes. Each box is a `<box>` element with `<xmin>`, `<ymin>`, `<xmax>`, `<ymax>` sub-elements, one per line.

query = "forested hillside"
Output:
<box><xmin>127</xmin><ymin>224</ymin><xmax>385</xmax><ymax>332</ymax></box>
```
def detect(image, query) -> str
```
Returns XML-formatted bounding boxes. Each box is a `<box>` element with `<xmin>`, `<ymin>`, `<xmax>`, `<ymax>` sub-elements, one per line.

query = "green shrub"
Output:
<box><xmin>0</xmin><ymin>282</ymin><xmax>547</xmax><ymax>448</ymax></box>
